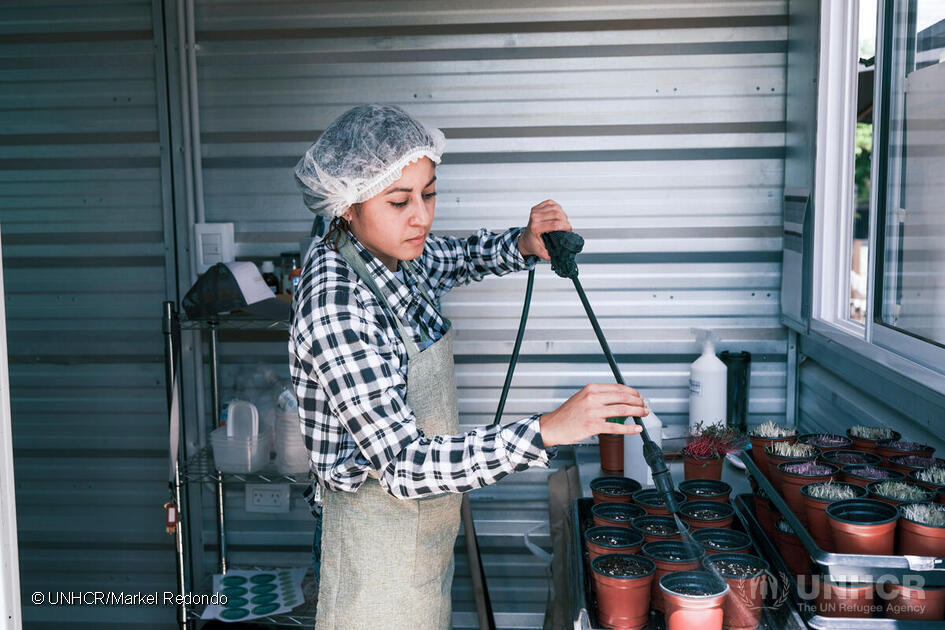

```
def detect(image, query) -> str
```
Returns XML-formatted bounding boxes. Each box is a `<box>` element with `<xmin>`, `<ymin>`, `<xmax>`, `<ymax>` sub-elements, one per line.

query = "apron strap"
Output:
<box><xmin>336</xmin><ymin>233</ymin><xmax>422</xmax><ymax>359</ymax></box>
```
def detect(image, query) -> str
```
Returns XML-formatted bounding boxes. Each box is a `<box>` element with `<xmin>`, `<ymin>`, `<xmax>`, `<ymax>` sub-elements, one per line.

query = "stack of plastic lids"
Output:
<box><xmin>211</xmin><ymin>400</ymin><xmax>271</xmax><ymax>473</ymax></box>
<box><xmin>274</xmin><ymin>388</ymin><xmax>310</xmax><ymax>474</ymax></box>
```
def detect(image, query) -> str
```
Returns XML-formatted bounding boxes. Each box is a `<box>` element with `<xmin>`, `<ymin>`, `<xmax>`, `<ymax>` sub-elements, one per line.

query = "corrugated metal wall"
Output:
<box><xmin>1</xmin><ymin>1</ymin><xmax>178</xmax><ymax>628</ymax></box>
<box><xmin>189</xmin><ymin>0</ymin><xmax>789</xmax><ymax>627</ymax></box>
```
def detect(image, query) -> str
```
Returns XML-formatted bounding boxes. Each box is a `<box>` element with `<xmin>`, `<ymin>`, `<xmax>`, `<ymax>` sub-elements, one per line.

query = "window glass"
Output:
<box><xmin>877</xmin><ymin>0</ymin><xmax>945</xmax><ymax>346</ymax></box>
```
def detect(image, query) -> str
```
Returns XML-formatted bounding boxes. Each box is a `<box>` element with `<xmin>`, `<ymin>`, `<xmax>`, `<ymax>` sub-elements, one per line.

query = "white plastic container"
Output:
<box><xmin>688</xmin><ymin>328</ymin><xmax>727</xmax><ymax>433</ymax></box>
<box><xmin>225</xmin><ymin>400</ymin><xmax>259</xmax><ymax>438</ymax></box>
<box><xmin>211</xmin><ymin>427</ymin><xmax>271</xmax><ymax>473</ymax></box>
<box><xmin>274</xmin><ymin>388</ymin><xmax>309</xmax><ymax>474</ymax></box>
<box><xmin>623</xmin><ymin>405</ymin><xmax>663</xmax><ymax>487</ymax></box>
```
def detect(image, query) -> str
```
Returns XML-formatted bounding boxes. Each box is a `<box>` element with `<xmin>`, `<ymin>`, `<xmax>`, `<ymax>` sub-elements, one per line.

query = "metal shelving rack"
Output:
<box><xmin>163</xmin><ymin>301</ymin><xmax>314</xmax><ymax>628</ymax></box>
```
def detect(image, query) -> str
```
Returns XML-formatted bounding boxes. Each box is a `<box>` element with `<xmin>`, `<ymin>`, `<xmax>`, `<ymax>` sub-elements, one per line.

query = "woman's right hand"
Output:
<box><xmin>538</xmin><ymin>383</ymin><xmax>648</xmax><ymax>447</ymax></box>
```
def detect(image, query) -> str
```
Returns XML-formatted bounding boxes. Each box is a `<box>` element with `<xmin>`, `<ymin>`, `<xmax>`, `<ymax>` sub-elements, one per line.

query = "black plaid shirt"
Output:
<box><xmin>289</xmin><ymin>227</ymin><xmax>555</xmax><ymax>507</ymax></box>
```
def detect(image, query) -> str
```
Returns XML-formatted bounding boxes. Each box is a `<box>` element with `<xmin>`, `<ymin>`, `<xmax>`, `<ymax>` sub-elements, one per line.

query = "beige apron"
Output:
<box><xmin>315</xmin><ymin>234</ymin><xmax>463</xmax><ymax>630</ymax></box>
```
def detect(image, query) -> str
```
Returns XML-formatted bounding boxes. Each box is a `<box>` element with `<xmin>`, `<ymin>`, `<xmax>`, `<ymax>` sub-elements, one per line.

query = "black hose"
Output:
<box><xmin>491</xmin><ymin>268</ymin><xmax>535</xmax><ymax>427</ymax></box>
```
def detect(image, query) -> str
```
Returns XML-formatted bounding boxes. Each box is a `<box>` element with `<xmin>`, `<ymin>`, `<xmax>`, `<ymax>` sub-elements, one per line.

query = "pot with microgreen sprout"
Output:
<box><xmin>820</xmin><ymin>449</ymin><xmax>882</xmax><ymax>468</ymax></box>
<box><xmin>798</xmin><ymin>432</ymin><xmax>853</xmax><ymax>454</ymax></box>
<box><xmin>748</xmin><ymin>421</ymin><xmax>796</xmax><ymax>476</ymax></box>
<box><xmin>887</xmin><ymin>454</ymin><xmax>945</xmax><ymax>476</ymax></box>
<box><xmin>897</xmin><ymin>501</ymin><xmax>945</xmax><ymax>557</ymax></box>
<box><xmin>846</xmin><ymin>425</ymin><xmax>901</xmax><ymax>454</ymax></box>
<box><xmin>764</xmin><ymin>441</ymin><xmax>820</xmax><ymax>493</ymax></box>
<box><xmin>909</xmin><ymin>465</ymin><xmax>945</xmax><ymax>495</ymax></box>
<box><xmin>777</xmin><ymin>461</ymin><xmax>838</xmax><ymax>526</ymax></box>
<box><xmin>772</xmin><ymin>518</ymin><xmax>811</xmax><ymax>578</ymax></box>
<box><xmin>682</xmin><ymin>422</ymin><xmax>746</xmax><ymax>480</ymax></box>
<box><xmin>867</xmin><ymin>480</ymin><xmax>936</xmax><ymax>507</ymax></box>
<box><xmin>841</xmin><ymin>464</ymin><xmax>905</xmax><ymax>488</ymax></box>
<box><xmin>800</xmin><ymin>481</ymin><xmax>867</xmax><ymax>551</ymax></box>
<box><xmin>874</xmin><ymin>439</ymin><xmax>935</xmax><ymax>467</ymax></box>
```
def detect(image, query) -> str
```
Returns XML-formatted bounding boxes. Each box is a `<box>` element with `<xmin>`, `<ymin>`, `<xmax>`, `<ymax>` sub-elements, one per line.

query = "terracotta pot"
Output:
<box><xmin>642</xmin><ymin>541</ymin><xmax>705</xmax><ymax>613</ymax></box>
<box><xmin>896</xmin><ymin>502</ymin><xmax>945</xmax><ymax>556</ymax></box>
<box><xmin>820</xmin><ymin>449</ymin><xmax>882</xmax><ymax>468</ymax></box>
<box><xmin>799</xmin><ymin>482</ymin><xmax>867</xmax><ymax>552</ymax></box>
<box><xmin>659</xmin><ymin>570</ymin><xmax>729</xmax><ymax>630</ymax></box>
<box><xmin>841</xmin><ymin>464</ymin><xmax>905</xmax><ymax>488</ymax></box>
<box><xmin>590</xmin><ymin>553</ymin><xmax>655</xmax><ymax>630</ymax></box>
<box><xmin>867</xmin><ymin>480</ymin><xmax>935</xmax><ymax>507</ymax></box>
<box><xmin>632</xmin><ymin>489</ymin><xmax>686</xmax><ymax>516</ymax></box>
<box><xmin>887</xmin><ymin>455</ymin><xmax>945</xmax><ymax>476</ymax></box>
<box><xmin>777</xmin><ymin>461</ymin><xmax>838</xmax><ymax>527</ymax></box>
<box><xmin>753</xmin><ymin>494</ymin><xmax>776</xmax><ymax>541</ymax></box>
<box><xmin>703</xmin><ymin>553</ymin><xmax>769</xmax><ymax>630</ymax></box>
<box><xmin>773</xmin><ymin>526</ymin><xmax>812</xmax><ymax>578</ymax></box>
<box><xmin>798</xmin><ymin>432</ymin><xmax>853</xmax><ymax>454</ymax></box>
<box><xmin>599</xmin><ymin>434</ymin><xmax>624</xmax><ymax>472</ymax></box>
<box><xmin>590</xmin><ymin>476</ymin><xmax>642</xmax><ymax>505</ymax></box>
<box><xmin>815</xmin><ymin>577</ymin><xmax>876</xmax><ymax>618</ymax></box>
<box><xmin>765</xmin><ymin>446</ymin><xmax>820</xmax><ymax>494</ymax></box>
<box><xmin>846</xmin><ymin>428</ymin><xmax>901</xmax><ymax>454</ymax></box>
<box><xmin>907</xmin><ymin>468</ymin><xmax>945</xmax><ymax>495</ymax></box>
<box><xmin>680</xmin><ymin>479</ymin><xmax>732</xmax><ymax>503</ymax></box>
<box><xmin>826</xmin><ymin>498</ymin><xmax>899</xmax><ymax>555</ymax></box>
<box><xmin>584</xmin><ymin>526</ymin><xmax>645</xmax><ymax>563</ymax></box>
<box><xmin>691</xmin><ymin>528</ymin><xmax>753</xmax><ymax>556</ymax></box>
<box><xmin>684</xmin><ymin>454</ymin><xmax>724</xmax><ymax>480</ymax></box>
<box><xmin>882</xmin><ymin>583</ymin><xmax>945</xmax><ymax>620</ymax></box>
<box><xmin>591</xmin><ymin>502</ymin><xmax>646</xmax><ymax>529</ymax></box>
<box><xmin>875</xmin><ymin>439</ymin><xmax>934</xmax><ymax>467</ymax></box>
<box><xmin>679</xmin><ymin>500</ymin><xmax>735</xmax><ymax>530</ymax></box>
<box><xmin>748</xmin><ymin>434</ymin><xmax>796</xmax><ymax>479</ymax></box>
<box><xmin>632</xmin><ymin>515</ymin><xmax>689</xmax><ymax>544</ymax></box>
<box><xmin>939</xmin><ymin>488</ymin><xmax>945</xmax><ymax>506</ymax></box>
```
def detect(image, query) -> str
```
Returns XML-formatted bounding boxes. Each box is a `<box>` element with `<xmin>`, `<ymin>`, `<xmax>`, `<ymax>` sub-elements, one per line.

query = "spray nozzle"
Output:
<box><xmin>641</xmin><ymin>435</ymin><xmax>681</xmax><ymax>514</ymax></box>
<box><xmin>540</xmin><ymin>231</ymin><xmax>584</xmax><ymax>279</ymax></box>
<box><xmin>690</xmin><ymin>327</ymin><xmax>719</xmax><ymax>352</ymax></box>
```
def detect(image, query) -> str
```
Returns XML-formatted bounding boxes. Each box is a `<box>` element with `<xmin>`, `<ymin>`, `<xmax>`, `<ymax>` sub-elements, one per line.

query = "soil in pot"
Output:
<box><xmin>590</xmin><ymin>553</ymin><xmax>656</xmax><ymax>630</ymax></box>
<box><xmin>585</xmin><ymin>526</ymin><xmax>645</xmax><ymax>563</ymax></box>
<box><xmin>591</xmin><ymin>501</ymin><xmax>647</xmax><ymax>528</ymax></box>
<box><xmin>882</xmin><ymin>582</ymin><xmax>945</xmax><ymax>621</ymax></box>
<box><xmin>703</xmin><ymin>553</ymin><xmax>770</xmax><ymax>630</ymax></box>
<box><xmin>826</xmin><ymin>498</ymin><xmax>899</xmax><ymax>555</ymax></box>
<box><xmin>599</xmin><ymin>434</ymin><xmax>624</xmax><ymax>472</ymax></box>
<box><xmin>632</xmin><ymin>488</ymin><xmax>686</xmax><ymax>516</ymax></box>
<box><xmin>888</xmin><ymin>455</ymin><xmax>945</xmax><ymax>476</ymax></box>
<box><xmin>683</xmin><ymin>454</ymin><xmax>723</xmax><ymax>480</ymax></box>
<box><xmin>590</xmin><ymin>476</ymin><xmax>642</xmax><ymax>505</ymax></box>
<box><xmin>798</xmin><ymin>432</ymin><xmax>853</xmax><ymax>453</ymax></box>
<box><xmin>765</xmin><ymin>442</ymin><xmax>820</xmax><ymax>493</ymax></box>
<box><xmin>773</xmin><ymin>520</ymin><xmax>812</xmax><ymax>578</ymax></box>
<box><xmin>897</xmin><ymin>502</ymin><xmax>945</xmax><ymax>556</ymax></box>
<box><xmin>777</xmin><ymin>461</ymin><xmax>838</xmax><ymax>527</ymax></box>
<box><xmin>641</xmin><ymin>541</ymin><xmax>705</xmax><ymax>613</ymax></box>
<box><xmin>678</xmin><ymin>500</ymin><xmax>735</xmax><ymax>530</ymax></box>
<box><xmin>867</xmin><ymin>480</ymin><xmax>936</xmax><ymax>507</ymax></box>
<box><xmin>841</xmin><ymin>464</ymin><xmax>905</xmax><ymax>488</ymax></box>
<box><xmin>820</xmin><ymin>449</ymin><xmax>882</xmax><ymax>468</ymax></box>
<box><xmin>632</xmin><ymin>515</ymin><xmax>690</xmax><ymax>543</ymax></box>
<box><xmin>691</xmin><ymin>528</ymin><xmax>753</xmax><ymax>555</ymax></box>
<box><xmin>659</xmin><ymin>570</ymin><xmax>729</xmax><ymax>630</ymax></box>
<box><xmin>846</xmin><ymin>426</ymin><xmax>901</xmax><ymax>454</ymax></box>
<box><xmin>814</xmin><ymin>577</ymin><xmax>877</xmax><ymax>618</ymax></box>
<box><xmin>800</xmin><ymin>481</ymin><xmax>866</xmax><ymax>552</ymax></box>
<box><xmin>875</xmin><ymin>439</ymin><xmax>934</xmax><ymax>467</ymax></box>
<box><xmin>679</xmin><ymin>479</ymin><xmax>732</xmax><ymax>503</ymax></box>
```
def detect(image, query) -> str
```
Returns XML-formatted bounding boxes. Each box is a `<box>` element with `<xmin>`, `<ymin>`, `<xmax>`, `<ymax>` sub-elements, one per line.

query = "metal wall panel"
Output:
<box><xmin>0</xmin><ymin>1</ymin><xmax>177</xmax><ymax>628</ymax></box>
<box><xmin>188</xmin><ymin>1</ymin><xmax>789</xmax><ymax>626</ymax></box>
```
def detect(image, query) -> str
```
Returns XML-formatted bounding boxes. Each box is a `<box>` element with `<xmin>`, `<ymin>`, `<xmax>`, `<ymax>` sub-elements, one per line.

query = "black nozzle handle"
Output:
<box><xmin>540</xmin><ymin>231</ymin><xmax>584</xmax><ymax>279</ymax></box>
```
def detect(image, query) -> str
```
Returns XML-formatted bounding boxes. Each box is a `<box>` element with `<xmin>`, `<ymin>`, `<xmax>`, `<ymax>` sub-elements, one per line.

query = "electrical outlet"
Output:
<box><xmin>245</xmin><ymin>484</ymin><xmax>290</xmax><ymax>513</ymax></box>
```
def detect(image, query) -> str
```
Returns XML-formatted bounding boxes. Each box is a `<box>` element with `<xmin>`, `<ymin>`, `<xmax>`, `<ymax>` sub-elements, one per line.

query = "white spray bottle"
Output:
<box><xmin>689</xmin><ymin>328</ymin><xmax>726</xmax><ymax>433</ymax></box>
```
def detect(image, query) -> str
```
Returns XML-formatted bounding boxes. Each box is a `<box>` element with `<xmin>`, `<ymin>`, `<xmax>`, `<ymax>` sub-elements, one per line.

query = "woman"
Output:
<box><xmin>290</xmin><ymin>104</ymin><xmax>645</xmax><ymax>630</ymax></box>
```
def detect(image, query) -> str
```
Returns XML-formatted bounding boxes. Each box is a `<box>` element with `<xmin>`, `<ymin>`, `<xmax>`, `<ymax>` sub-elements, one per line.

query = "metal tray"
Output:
<box><xmin>568</xmin><ymin>496</ymin><xmax>807</xmax><ymax>630</ymax></box>
<box><xmin>739</xmin><ymin>450</ymin><xmax>945</xmax><ymax>586</ymax></box>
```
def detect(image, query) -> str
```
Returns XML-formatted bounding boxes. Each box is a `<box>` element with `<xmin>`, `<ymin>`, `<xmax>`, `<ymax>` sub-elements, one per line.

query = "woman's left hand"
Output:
<box><xmin>517</xmin><ymin>199</ymin><xmax>572</xmax><ymax>260</ymax></box>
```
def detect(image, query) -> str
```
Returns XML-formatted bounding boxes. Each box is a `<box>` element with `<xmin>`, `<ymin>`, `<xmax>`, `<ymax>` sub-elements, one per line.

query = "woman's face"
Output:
<box><xmin>344</xmin><ymin>157</ymin><xmax>436</xmax><ymax>271</ymax></box>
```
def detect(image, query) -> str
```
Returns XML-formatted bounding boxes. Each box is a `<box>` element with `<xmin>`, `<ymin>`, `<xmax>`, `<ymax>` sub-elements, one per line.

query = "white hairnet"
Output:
<box><xmin>294</xmin><ymin>104</ymin><xmax>446</xmax><ymax>219</ymax></box>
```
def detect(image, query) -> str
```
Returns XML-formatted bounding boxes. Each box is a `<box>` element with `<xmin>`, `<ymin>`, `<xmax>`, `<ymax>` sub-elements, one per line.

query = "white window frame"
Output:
<box><xmin>811</xmin><ymin>0</ymin><xmax>945</xmax><ymax>394</ymax></box>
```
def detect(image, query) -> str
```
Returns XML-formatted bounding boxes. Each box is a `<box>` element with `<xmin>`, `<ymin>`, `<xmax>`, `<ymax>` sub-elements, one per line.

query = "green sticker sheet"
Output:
<box><xmin>201</xmin><ymin>568</ymin><xmax>306</xmax><ymax>622</ymax></box>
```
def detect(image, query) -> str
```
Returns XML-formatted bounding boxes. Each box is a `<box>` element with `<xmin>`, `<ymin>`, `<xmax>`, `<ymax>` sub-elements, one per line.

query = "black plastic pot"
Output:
<box><xmin>679</xmin><ymin>479</ymin><xmax>732</xmax><ymax>503</ymax></box>
<box><xmin>659</xmin><ymin>570</ymin><xmax>729</xmax><ymax>630</ymax></box>
<box><xmin>632</xmin><ymin>488</ymin><xmax>687</xmax><ymax>516</ymax></box>
<box><xmin>691</xmin><ymin>528</ymin><xmax>753</xmax><ymax>555</ymax></box>
<box><xmin>584</xmin><ymin>526</ymin><xmax>645</xmax><ymax>562</ymax></box>
<box><xmin>590</xmin><ymin>475</ymin><xmax>643</xmax><ymax>504</ymax></box>
<box><xmin>632</xmin><ymin>515</ymin><xmax>690</xmax><ymax>543</ymax></box>
<box><xmin>798</xmin><ymin>432</ymin><xmax>853</xmax><ymax>452</ymax></box>
<box><xmin>591</xmin><ymin>501</ymin><xmax>647</xmax><ymax>528</ymax></box>
<box><xmin>678</xmin><ymin>500</ymin><xmax>735</xmax><ymax>529</ymax></box>
<box><xmin>821</xmin><ymin>449</ymin><xmax>882</xmax><ymax>467</ymax></box>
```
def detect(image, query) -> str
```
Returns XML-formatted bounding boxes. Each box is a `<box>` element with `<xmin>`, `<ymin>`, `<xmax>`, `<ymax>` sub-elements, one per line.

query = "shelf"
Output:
<box><xmin>178</xmin><ymin>314</ymin><xmax>290</xmax><ymax>332</ymax></box>
<box><xmin>187</xmin><ymin>565</ymin><xmax>319</xmax><ymax>627</ymax></box>
<box><xmin>182</xmin><ymin>448</ymin><xmax>312</xmax><ymax>485</ymax></box>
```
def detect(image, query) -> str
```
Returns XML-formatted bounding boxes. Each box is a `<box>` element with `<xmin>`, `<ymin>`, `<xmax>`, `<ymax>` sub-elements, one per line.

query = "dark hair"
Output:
<box><xmin>322</xmin><ymin>204</ymin><xmax>360</xmax><ymax>251</ymax></box>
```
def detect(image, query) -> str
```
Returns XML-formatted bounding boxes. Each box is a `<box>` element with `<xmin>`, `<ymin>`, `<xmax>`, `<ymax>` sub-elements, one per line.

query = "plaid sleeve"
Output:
<box><xmin>419</xmin><ymin>226</ymin><xmax>539</xmax><ymax>297</ymax></box>
<box><xmin>294</xmin><ymin>283</ymin><xmax>553</xmax><ymax>499</ymax></box>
